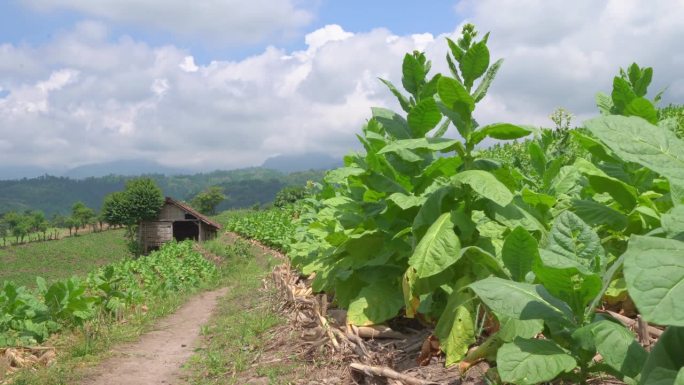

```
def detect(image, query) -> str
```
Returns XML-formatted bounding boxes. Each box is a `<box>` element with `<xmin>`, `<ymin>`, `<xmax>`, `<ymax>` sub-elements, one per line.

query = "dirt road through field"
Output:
<box><xmin>81</xmin><ymin>287</ymin><xmax>228</xmax><ymax>385</ymax></box>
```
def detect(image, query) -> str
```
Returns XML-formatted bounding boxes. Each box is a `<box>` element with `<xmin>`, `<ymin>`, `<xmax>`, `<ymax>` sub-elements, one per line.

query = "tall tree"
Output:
<box><xmin>191</xmin><ymin>186</ymin><xmax>226</xmax><ymax>215</ymax></box>
<box><xmin>102</xmin><ymin>178</ymin><xmax>164</xmax><ymax>252</ymax></box>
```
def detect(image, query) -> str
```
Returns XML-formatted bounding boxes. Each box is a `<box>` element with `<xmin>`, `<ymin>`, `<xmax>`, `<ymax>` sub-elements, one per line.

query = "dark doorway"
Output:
<box><xmin>173</xmin><ymin>221</ymin><xmax>199</xmax><ymax>241</ymax></box>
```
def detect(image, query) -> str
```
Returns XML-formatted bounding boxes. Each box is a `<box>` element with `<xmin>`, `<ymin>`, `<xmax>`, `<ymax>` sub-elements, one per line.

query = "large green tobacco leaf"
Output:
<box><xmin>534</xmin><ymin>251</ymin><xmax>602</xmax><ymax>320</ymax></box>
<box><xmin>612</xmin><ymin>76</ymin><xmax>637</xmax><ymax>112</ymax></box>
<box><xmin>586</xmin><ymin>174</ymin><xmax>638</xmax><ymax>211</ymax></box>
<box><xmin>378</xmin><ymin>137</ymin><xmax>459</xmax><ymax>154</ymax></box>
<box><xmin>546</xmin><ymin>211</ymin><xmax>604</xmax><ymax>272</ymax></box>
<box><xmin>452</xmin><ymin>170</ymin><xmax>514</xmax><ymax>207</ymax></box>
<box><xmin>379</xmin><ymin>78</ymin><xmax>411</xmax><ymax>113</ymax></box>
<box><xmin>434</xmin><ymin>287</ymin><xmax>475</xmax><ymax>366</ymax></box>
<box><xmin>437</xmin><ymin>76</ymin><xmax>474</xmax><ymax>118</ymax></box>
<box><xmin>584</xmin><ymin>116</ymin><xmax>684</xmax><ymax>187</ymax></box>
<box><xmin>460</xmin><ymin>41</ymin><xmax>489</xmax><ymax>89</ymax></box>
<box><xmin>496</xmin><ymin>338</ymin><xmax>576</xmax><ymax>385</ymax></box>
<box><xmin>528</xmin><ymin>142</ymin><xmax>546</xmax><ymax>177</ymax></box>
<box><xmin>420</xmin><ymin>74</ymin><xmax>442</xmax><ymax>101</ymax></box>
<box><xmin>401</xmin><ymin>53</ymin><xmax>425</xmax><ymax>95</ymax></box>
<box><xmin>549</xmin><ymin>165</ymin><xmax>583</xmax><ymax>196</ymax></box>
<box><xmin>624</xmin><ymin>97</ymin><xmax>658</xmax><ymax>124</ymax></box>
<box><xmin>407</xmin><ymin>98</ymin><xmax>442</xmax><ymax>136</ymax></box>
<box><xmin>472</xmin><ymin>58</ymin><xmax>503</xmax><ymax>102</ymax></box>
<box><xmin>521</xmin><ymin>188</ymin><xmax>556</xmax><ymax>209</ymax></box>
<box><xmin>471</xmin><ymin>123</ymin><xmax>531</xmax><ymax>144</ymax></box>
<box><xmin>623</xmin><ymin>235</ymin><xmax>684</xmax><ymax>326</ymax></box>
<box><xmin>640</xmin><ymin>326</ymin><xmax>684</xmax><ymax>385</ymax></box>
<box><xmin>572</xmin><ymin>199</ymin><xmax>628</xmax><ymax>231</ymax></box>
<box><xmin>324</xmin><ymin>167</ymin><xmax>365</xmax><ymax>184</ymax></box>
<box><xmin>583</xmin><ymin>320</ymin><xmax>646</xmax><ymax>380</ymax></box>
<box><xmin>497</xmin><ymin>316</ymin><xmax>544</xmax><ymax>342</ymax></box>
<box><xmin>412</xmin><ymin>185</ymin><xmax>455</xmax><ymax>237</ymax></box>
<box><xmin>459</xmin><ymin>246</ymin><xmax>509</xmax><ymax>278</ymax></box>
<box><xmin>347</xmin><ymin>279</ymin><xmax>404</xmax><ymax>326</ymax></box>
<box><xmin>470</xmin><ymin>278</ymin><xmax>574</xmax><ymax>327</ymax></box>
<box><xmin>387</xmin><ymin>193</ymin><xmax>426</xmax><ymax>210</ymax></box>
<box><xmin>502</xmin><ymin>226</ymin><xmax>538</xmax><ymax>282</ymax></box>
<box><xmin>662</xmin><ymin>206</ymin><xmax>684</xmax><ymax>240</ymax></box>
<box><xmin>372</xmin><ymin>107</ymin><xmax>412</xmax><ymax>139</ymax></box>
<box><xmin>489</xmin><ymin>199</ymin><xmax>548</xmax><ymax>236</ymax></box>
<box><xmin>596</xmin><ymin>92</ymin><xmax>614</xmax><ymax>115</ymax></box>
<box><xmin>409</xmin><ymin>212</ymin><xmax>461</xmax><ymax>278</ymax></box>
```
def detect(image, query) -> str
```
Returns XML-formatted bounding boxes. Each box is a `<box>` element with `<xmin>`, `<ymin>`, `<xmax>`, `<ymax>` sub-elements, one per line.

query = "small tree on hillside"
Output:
<box><xmin>72</xmin><ymin>202</ymin><xmax>96</xmax><ymax>231</ymax></box>
<box><xmin>273</xmin><ymin>185</ymin><xmax>309</xmax><ymax>207</ymax></box>
<box><xmin>65</xmin><ymin>216</ymin><xmax>79</xmax><ymax>236</ymax></box>
<box><xmin>4</xmin><ymin>212</ymin><xmax>31</xmax><ymax>243</ymax></box>
<box><xmin>30</xmin><ymin>211</ymin><xmax>49</xmax><ymax>241</ymax></box>
<box><xmin>102</xmin><ymin>178</ymin><xmax>164</xmax><ymax>253</ymax></box>
<box><xmin>0</xmin><ymin>218</ymin><xmax>8</xmax><ymax>246</ymax></box>
<box><xmin>191</xmin><ymin>186</ymin><xmax>225</xmax><ymax>215</ymax></box>
<box><xmin>51</xmin><ymin>214</ymin><xmax>67</xmax><ymax>239</ymax></box>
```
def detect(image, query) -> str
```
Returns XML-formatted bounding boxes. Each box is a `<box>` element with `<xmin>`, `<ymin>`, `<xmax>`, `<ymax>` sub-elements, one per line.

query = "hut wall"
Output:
<box><xmin>199</xmin><ymin>222</ymin><xmax>217</xmax><ymax>241</ymax></box>
<box><xmin>158</xmin><ymin>204</ymin><xmax>189</xmax><ymax>221</ymax></box>
<box><xmin>139</xmin><ymin>221</ymin><xmax>173</xmax><ymax>251</ymax></box>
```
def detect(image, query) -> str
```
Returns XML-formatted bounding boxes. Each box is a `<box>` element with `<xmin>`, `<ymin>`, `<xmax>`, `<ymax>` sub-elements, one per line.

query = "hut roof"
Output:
<box><xmin>164</xmin><ymin>197</ymin><xmax>222</xmax><ymax>229</ymax></box>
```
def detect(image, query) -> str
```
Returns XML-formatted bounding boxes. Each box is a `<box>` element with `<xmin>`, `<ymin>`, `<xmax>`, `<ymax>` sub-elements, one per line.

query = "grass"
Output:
<box><xmin>0</xmin><ymin>229</ymin><xmax>130</xmax><ymax>287</ymax></box>
<box><xmin>183</xmin><ymin>235</ymin><xmax>306</xmax><ymax>385</ymax></box>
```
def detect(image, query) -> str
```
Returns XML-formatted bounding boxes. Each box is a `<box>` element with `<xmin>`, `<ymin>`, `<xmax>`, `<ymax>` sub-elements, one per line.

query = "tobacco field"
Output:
<box><xmin>226</xmin><ymin>24</ymin><xmax>684</xmax><ymax>385</ymax></box>
<box><xmin>1</xmin><ymin>241</ymin><xmax>216</xmax><ymax>347</ymax></box>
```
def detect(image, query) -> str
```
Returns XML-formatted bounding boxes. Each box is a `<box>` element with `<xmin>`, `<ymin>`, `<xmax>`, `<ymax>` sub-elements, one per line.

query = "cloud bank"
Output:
<box><xmin>1</xmin><ymin>0</ymin><xmax>682</xmax><ymax>172</ymax></box>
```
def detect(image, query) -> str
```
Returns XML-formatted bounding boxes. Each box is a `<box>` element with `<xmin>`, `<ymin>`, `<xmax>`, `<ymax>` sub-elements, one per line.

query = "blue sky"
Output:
<box><xmin>0</xmin><ymin>0</ymin><xmax>682</xmax><ymax>176</ymax></box>
<box><xmin>0</xmin><ymin>1</ymin><xmax>464</xmax><ymax>63</ymax></box>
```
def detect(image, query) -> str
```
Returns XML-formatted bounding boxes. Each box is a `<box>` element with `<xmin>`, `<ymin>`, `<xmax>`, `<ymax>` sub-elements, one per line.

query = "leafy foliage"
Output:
<box><xmin>191</xmin><ymin>186</ymin><xmax>226</xmax><ymax>215</ymax></box>
<box><xmin>0</xmin><ymin>241</ymin><xmax>216</xmax><ymax>346</ymax></box>
<box><xmin>178</xmin><ymin>24</ymin><xmax>684</xmax><ymax>385</ymax></box>
<box><xmin>219</xmin><ymin>206</ymin><xmax>298</xmax><ymax>251</ymax></box>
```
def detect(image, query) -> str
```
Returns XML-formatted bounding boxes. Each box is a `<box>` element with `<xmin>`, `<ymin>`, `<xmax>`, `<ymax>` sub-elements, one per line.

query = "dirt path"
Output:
<box><xmin>81</xmin><ymin>287</ymin><xmax>228</xmax><ymax>385</ymax></box>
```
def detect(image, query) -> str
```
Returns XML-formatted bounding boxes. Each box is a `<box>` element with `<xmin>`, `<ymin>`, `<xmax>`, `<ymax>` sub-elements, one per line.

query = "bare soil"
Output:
<box><xmin>80</xmin><ymin>287</ymin><xmax>228</xmax><ymax>385</ymax></box>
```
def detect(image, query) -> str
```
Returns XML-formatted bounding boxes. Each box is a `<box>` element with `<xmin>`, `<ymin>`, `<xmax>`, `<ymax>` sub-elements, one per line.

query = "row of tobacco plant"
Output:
<box><xmin>286</xmin><ymin>24</ymin><xmax>684</xmax><ymax>384</ymax></box>
<box><xmin>0</xmin><ymin>241</ymin><xmax>216</xmax><ymax>347</ymax></box>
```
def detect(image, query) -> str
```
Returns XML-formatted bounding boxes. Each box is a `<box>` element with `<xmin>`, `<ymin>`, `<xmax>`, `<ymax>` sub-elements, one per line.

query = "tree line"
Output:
<box><xmin>0</xmin><ymin>201</ymin><xmax>111</xmax><ymax>246</ymax></box>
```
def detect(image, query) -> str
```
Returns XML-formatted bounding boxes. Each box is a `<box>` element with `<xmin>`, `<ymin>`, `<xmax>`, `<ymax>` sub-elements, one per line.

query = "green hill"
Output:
<box><xmin>0</xmin><ymin>168</ymin><xmax>325</xmax><ymax>216</ymax></box>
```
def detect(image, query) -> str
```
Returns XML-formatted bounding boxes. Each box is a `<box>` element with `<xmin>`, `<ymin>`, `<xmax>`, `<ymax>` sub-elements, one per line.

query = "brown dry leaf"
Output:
<box><xmin>416</xmin><ymin>335</ymin><xmax>440</xmax><ymax>366</ymax></box>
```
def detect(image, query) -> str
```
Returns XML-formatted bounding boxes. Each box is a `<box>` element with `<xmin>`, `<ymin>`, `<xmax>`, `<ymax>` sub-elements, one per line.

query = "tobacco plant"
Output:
<box><xmin>469</xmin><ymin>65</ymin><xmax>684</xmax><ymax>384</ymax></box>
<box><xmin>290</xmin><ymin>24</ymin><xmax>540</xmax><ymax>364</ymax></box>
<box><xmin>471</xmin><ymin>212</ymin><xmax>647</xmax><ymax>384</ymax></box>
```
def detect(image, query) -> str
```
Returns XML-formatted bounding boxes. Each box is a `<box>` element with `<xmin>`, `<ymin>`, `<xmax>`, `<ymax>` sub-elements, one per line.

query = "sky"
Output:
<box><xmin>0</xmin><ymin>0</ymin><xmax>683</xmax><ymax>175</ymax></box>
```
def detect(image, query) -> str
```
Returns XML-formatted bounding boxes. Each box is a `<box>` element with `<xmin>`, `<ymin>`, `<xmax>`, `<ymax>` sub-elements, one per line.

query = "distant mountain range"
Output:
<box><xmin>63</xmin><ymin>159</ymin><xmax>189</xmax><ymax>179</ymax></box>
<box><xmin>0</xmin><ymin>152</ymin><xmax>342</xmax><ymax>181</ymax></box>
<box><xmin>261</xmin><ymin>153</ymin><xmax>342</xmax><ymax>173</ymax></box>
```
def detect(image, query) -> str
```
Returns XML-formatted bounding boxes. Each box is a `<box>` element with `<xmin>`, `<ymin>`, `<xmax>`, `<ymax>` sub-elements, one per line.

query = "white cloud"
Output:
<box><xmin>0</xmin><ymin>23</ymin><xmax>411</xmax><ymax>170</ymax></box>
<box><xmin>179</xmin><ymin>56</ymin><xmax>199</xmax><ymax>73</ymax></box>
<box><xmin>21</xmin><ymin>0</ymin><xmax>315</xmax><ymax>44</ymax></box>
<box><xmin>455</xmin><ymin>0</ymin><xmax>684</xmax><ymax>125</ymax></box>
<box><xmin>1</xmin><ymin>1</ymin><xmax>683</xmax><ymax>173</ymax></box>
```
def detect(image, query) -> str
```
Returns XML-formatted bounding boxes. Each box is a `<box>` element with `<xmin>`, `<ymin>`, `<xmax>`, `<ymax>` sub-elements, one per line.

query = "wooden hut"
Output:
<box><xmin>138</xmin><ymin>197</ymin><xmax>222</xmax><ymax>253</ymax></box>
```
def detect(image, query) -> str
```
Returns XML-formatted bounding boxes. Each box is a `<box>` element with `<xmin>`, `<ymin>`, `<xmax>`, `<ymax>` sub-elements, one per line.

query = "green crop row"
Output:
<box><xmin>283</xmin><ymin>24</ymin><xmax>684</xmax><ymax>385</ymax></box>
<box><xmin>222</xmin><ymin>206</ymin><xmax>298</xmax><ymax>251</ymax></box>
<box><xmin>0</xmin><ymin>241</ymin><xmax>216</xmax><ymax>347</ymax></box>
